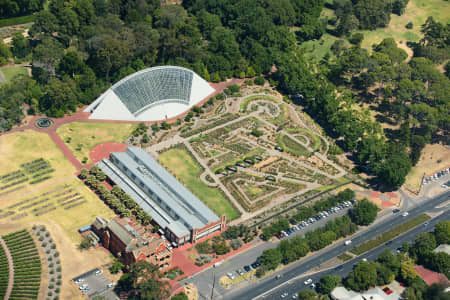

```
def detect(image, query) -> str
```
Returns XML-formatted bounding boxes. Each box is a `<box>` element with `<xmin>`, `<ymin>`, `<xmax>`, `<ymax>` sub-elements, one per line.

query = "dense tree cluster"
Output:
<box><xmin>4</xmin><ymin>0</ymin><xmax>324</xmax><ymax>119</ymax></box>
<box><xmin>259</xmin><ymin>215</ymin><xmax>357</xmax><ymax>272</ymax></box>
<box><xmin>408</xmin><ymin>226</ymin><xmax>450</xmax><ymax>279</ymax></box>
<box><xmin>333</xmin><ymin>0</ymin><xmax>409</xmax><ymax>36</ymax></box>
<box><xmin>349</xmin><ymin>199</ymin><xmax>378</xmax><ymax>226</ymax></box>
<box><xmin>276</xmin><ymin>30</ymin><xmax>449</xmax><ymax>189</ymax></box>
<box><xmin>116</xmin><ymin>260</ymin><xmax>169</xmax><ymax>300</ymax></box>
<box><xmin>0</xmin><ymin>0</ymin><xmax>45</xmax><ymax>18</ymax></box>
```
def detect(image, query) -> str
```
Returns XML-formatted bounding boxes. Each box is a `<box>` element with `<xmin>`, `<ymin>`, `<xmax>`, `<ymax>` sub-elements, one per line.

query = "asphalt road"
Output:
<box><xmin>259</xmin><ymin>209</ymin><xmax>450</xmax><ymax>300</ymax></box>
<box><xmin>182</xmin><ymin>205</ymin><xmax>353</xmax><ymax>299</ymax></box>
<box><xmin>223</xmin><ymin>190</ymin><xmax>450</xmax><ymax>300</ymax></box>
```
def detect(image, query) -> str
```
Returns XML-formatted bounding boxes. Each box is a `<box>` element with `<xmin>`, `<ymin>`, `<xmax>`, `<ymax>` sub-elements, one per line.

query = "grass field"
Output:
<box><xmin>337</xmin><ymin>253</ymin><xmax>353</xmax><ymax>261</ymax></box>
<box><xmin>350</xmin><ymin>214</ymin><xmax>431</xmax><ymax>255</ymax></box>
<box><xmin>359</xmin><ymin>0</ymin><xmax>450</xmax><ymax>51</ymax></box>
<box><xmin>0</xmin><ymin>66</ymin><xmax>29</xmax><ymax>81</ymax></box>
<box><xmin>0</xmin><ymin>15</ymin><xmax>35</xmax><ymax>27</ymax></box>
<box><xmin>57</xmin><ymin>122</ymin><xmax>136</xmax><ymax>164</ymax></box>
<box><xmin>0</xmin><ymin>130</ymin><xmax>115</xmax><ymax>241</ymax></box>
<box><xmin>0</xmin><ymin>130</ymin><xmax>116</xmax><ymax>299</ymax></box>
<box><xmin>158</xmin><ymin>147</ymin><xmax>240</xmax><ymax>220</ymax></box>
<box><xmin>308</xmin><ymin>0</ymin><xmax>450</xmax><ymax>61</ymax></box>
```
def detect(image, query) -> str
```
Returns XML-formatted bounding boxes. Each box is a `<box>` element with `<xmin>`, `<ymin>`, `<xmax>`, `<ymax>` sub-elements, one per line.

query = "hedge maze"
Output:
<box><xmin>3</xmin><ymin>230</ymin><xmax>42</xmax><ymax>300</ymax></box>
<box><xmin>0</xmin><ymin>242</ymin><xmax>9</xmax><ymax>299</ymax></box>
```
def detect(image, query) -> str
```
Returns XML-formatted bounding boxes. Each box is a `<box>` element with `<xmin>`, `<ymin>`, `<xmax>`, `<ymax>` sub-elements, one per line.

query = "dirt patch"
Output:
<box><xmin>405</xmin><ymin>144</ymin><xmax>450</xmax><ymax>191</ymax></box>
<box><xmin>184</xmin><ymin>283</ymin><xmax>198</xmax><ymax>300</ymax></box>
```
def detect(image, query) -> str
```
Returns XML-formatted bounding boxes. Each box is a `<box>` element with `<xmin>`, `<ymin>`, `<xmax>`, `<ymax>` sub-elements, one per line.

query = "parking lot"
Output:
<box><xmin>73</xmin><ymin>268</ymin><xmax>118</xmax><ymax>299</ymax></box>
<box><xmin>223</xmin><ymin>201</ymin><xmax>354</xmax><ymax>281</ymax></box>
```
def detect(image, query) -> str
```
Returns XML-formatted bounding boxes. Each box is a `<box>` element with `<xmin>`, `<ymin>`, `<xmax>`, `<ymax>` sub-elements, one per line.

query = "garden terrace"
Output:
<box><xmin>221</xmin><ymin>172</ymin><xmax>306</xmax><ymax>212</ymax></box>
<box><xmin>2</xmin><ymin>230</ymin><xmax>41</xmax><ymax>300</ymax></box>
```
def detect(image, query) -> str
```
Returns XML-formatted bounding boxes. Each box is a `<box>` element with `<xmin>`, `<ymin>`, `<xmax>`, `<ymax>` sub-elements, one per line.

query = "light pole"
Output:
<box><xmin>210</xmin><ymin>271</ymin><xmax>216</xmax><ymax>300</ymax></box>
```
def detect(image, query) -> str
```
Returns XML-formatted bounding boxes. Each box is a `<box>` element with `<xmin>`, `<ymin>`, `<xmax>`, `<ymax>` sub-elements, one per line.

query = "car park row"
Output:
<box><xmin>276</xmin><ymin>201</ymin><xmax>354</xmax><ymax>240</ymax></box>
<box><xmin>423</xmin><ymin>168</ymin><xmax>449</xmax><ymax>185</ymax></box>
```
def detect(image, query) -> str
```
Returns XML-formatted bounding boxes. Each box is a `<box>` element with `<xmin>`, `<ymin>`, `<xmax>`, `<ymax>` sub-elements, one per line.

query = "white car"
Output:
<box><xmin>107</xmin><ymin>282</ymin><xmax>114</xmax><ymax>288</ymax></box>
<box><xmin>292</xmin><ymin>293</ymin><xmax>298</xmax><ymax>299</ymax></box>
<box><xmin>281</xmin><ymin>292</ymin><xmax>288</xmax><ymax>298</ymax></box>
<box><xmin>227</xmin><ymin>273</ymin><xmax>235</xmax><ymax>280</ymax></box>
<box><xmin>402</xmin><ymin>212</ymin><xmax>409</xmax><ymax>217</ymax></box>
<box><xmin>311</xmin><ymin>283</ymin><xmax>316</xmax><ymax>289</ymax></box>
<box><xmin>345</xmin><ymin>240</ymin><xmax>352</xmax><ymax>245</ymax></box>
<box><xmin>95</xmin><ymin>269</ymin><xmax>103</xmax><ymax>275</ymax></box>
<box><xmin>304</xmin><ymin>278</ymin><xmax>313</xmax><ymax>285</ymax></box>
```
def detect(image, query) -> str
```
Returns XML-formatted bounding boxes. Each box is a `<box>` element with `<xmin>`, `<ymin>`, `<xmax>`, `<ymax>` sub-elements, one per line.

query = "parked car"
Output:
<box><xmin>243</xmin><ymin>265</ymin><xmax>252</xmax><ymax>272</ymax></box>
<box><xmin>304</xmin><ymin>278</ymin><xmax>313</xmax><ymax>285</ymax></box>
<box><xmin>95</xmin><ymin>269</ymin><xmax>103</xmax><ymax>275</ymax></box>
<box><xmin>345</xmin><ymin>240</ymin><xmax>352</xmax><ymax>245</ymax></box>
<box><xmin>402</xmin><ymin>212</ymin><xmax>409</xmax><ymax>217</ymax></box>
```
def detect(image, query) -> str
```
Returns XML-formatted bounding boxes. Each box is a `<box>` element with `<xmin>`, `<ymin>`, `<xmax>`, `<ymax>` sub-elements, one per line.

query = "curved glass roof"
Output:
<box><xmin>111</xmin><ymin>66</ymin><xmax>194</xmax><ymax>115</ymax></box>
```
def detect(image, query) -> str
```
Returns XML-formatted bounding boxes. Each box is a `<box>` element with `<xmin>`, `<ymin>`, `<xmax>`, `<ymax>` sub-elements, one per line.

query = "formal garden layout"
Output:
<box><xmin>142</xmin><ymin>82</ymin><xmax>354</xmax><ymax>224</ymax></box>
<box><xmin>2</xmin><ymin>230</ymin><xmax>42</xmax><ymax>299</ymax></box>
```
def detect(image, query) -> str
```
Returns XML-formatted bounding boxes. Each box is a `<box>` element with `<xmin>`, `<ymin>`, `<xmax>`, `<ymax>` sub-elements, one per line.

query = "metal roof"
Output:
<box><xmin>97</xmin><ymin>147</ymin><xmax>219</xmax><ymax>238</ymax></box>
<box><xmin>107</xmin><ymin>219</ymin><xmax>133</xmax><ymax>246</ymax></box>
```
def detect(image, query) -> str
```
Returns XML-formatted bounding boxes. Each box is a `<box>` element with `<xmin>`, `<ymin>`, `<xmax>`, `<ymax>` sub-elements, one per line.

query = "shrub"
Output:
<box><xmin>406</xmin><ymin>22</ymin><xmax>413</xmax><ymax>29</ymax></box>
<box><xmin>230</xmin><ymin>239</ymin><xmax>242</xmax><ymax>250</ymax></box>
<box><xmin>349</xmin><ymin>33</ymin><xmax>364</xmax><ymax>45</ymax></box>
<box><xmin>254</xmin><ymin>76</ymin><xmax>265</xmax><ymax>85</ymax></box>
<box><xmin>196</xmin><ymin>241</ymin><xmax>213</xmax><ymax>254</ymax></box>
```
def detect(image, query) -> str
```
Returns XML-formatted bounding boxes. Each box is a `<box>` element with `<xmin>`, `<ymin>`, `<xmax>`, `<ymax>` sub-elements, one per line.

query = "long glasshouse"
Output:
<box><xmin>85</xmin><ymin>66</ymin><xmax>215</xmax><ymax>122</ymax></box>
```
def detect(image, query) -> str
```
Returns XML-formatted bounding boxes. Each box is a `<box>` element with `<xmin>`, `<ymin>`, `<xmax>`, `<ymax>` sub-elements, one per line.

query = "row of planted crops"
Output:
<box><xmin>0</xmin><ymin>240</ymin><xmax>9</xmax><ymax>299</ymax></box>
<box><xmin>3</xmin><ymin>229</ymin><xmax>41</xmax><ymax>300</ymax></box>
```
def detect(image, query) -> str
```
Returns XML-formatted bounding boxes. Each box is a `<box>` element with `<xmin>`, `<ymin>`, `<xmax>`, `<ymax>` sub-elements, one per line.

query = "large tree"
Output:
<box><xmin>349</xmin><ymin>199</ymin><xmax>378</xmax><ymax>226</ymax></box>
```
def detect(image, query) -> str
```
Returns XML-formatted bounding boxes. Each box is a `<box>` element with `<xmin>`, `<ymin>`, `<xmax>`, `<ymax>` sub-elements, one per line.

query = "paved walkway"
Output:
<box><xmin>0</xmin><ymin>236</ymin><xmax>14</xmax><ymax>300</ymax></box>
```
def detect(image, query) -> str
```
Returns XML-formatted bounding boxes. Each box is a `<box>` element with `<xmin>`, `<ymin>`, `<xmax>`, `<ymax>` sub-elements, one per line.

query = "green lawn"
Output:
<box><xmin>158</xmin><ymin>147</ymin><xmax>240</xmax><ymax>221</ymax></box>
<box><xmin>56</xmin><ymin>122</ymin><xmax>136</xmax><ymax>164</ymax></box>
<box><xmin>307</xmin><ymin>0</ymin><xmax>450</xmax><ymax>60</ymax></box>
<box><xmin>0</xmin><ymin>66</ymin><xmax>29</xmax><ymax>82</ymax></box>
<box><xmin>350</xmin><ymin>214</ymin><xmax>431</xmax><ymax>255</ymax></box>
<box><xmin>286</xmin><ymin>128</ymin><xmax>321</xmax><ymax>151</ymax></box>
<box><xmin>240</xmin><ymin>95</ymin><xmax>280</xmax><ymax>112</ymax></box>
<box><xmin>357</xmin><ymin>0</ymin><xmax>450</xmax><ymax>50</ymax></box>
<box><xmin>277</xmin><ymin>134</ymin><xmax>310</xmax><ymax>157</ymax></box>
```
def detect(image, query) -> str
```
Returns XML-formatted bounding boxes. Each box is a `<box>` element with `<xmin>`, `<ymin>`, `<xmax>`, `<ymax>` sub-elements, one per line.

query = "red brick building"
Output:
<box><xmin>93</xmin><ymin>216</ymin><xmax>172</xmax><ymax>270</ymax></box>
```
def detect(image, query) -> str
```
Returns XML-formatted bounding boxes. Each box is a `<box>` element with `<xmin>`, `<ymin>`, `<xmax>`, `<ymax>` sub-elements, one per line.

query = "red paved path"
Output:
<box><xmin>89</xmin><ymin>142</ymin><xmax>128</xmax><ymax>164</ymax></box>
